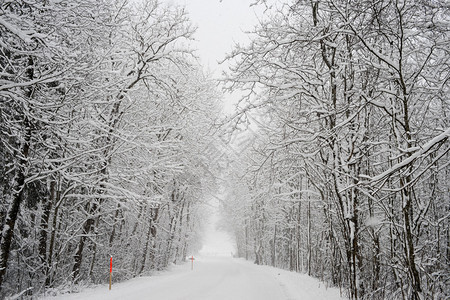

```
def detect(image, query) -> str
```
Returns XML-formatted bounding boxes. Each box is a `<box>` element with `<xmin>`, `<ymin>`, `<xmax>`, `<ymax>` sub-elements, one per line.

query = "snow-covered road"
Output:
<box><xmin>42</xmin><ymin>257</ymin><xmax>345</xmax><ymax>300</ymax></box>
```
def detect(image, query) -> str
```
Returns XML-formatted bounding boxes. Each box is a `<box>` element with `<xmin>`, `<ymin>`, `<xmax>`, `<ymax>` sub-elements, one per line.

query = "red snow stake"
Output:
<box><xmin>109</xmin><ymin>256</ymin><xmax>112</xmax><ymax>290</ymax></box>
<box><xmin>190</xmin><ymin>256</ymin><xmax>195</xmax><ymax>270</ymax></box>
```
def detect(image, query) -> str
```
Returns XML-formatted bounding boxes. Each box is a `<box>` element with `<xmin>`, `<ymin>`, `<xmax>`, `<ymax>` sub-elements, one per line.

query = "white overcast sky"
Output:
<box><xmin>164</xmin><ymin>0</ymin><xmax>263</xmax><ymax>75</ymax></box>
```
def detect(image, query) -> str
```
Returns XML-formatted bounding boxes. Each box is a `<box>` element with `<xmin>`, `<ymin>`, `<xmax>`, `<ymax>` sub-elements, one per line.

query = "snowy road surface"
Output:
<box><xmin>41</xmin><ymin>257</ymin><xmax>345</xmax><ymax>300</ymax></box>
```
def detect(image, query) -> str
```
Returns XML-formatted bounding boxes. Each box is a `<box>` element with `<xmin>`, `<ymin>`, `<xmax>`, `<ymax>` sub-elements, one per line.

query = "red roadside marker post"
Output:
<box><xmin>109</xmin><ymin>256</ymin><xmax>112</xmax><ymax>290</ymax></box>
<box><xmin>190</xmin><ymin>256</ymin><xmax>194</xmax><ymax>270</ymax></box>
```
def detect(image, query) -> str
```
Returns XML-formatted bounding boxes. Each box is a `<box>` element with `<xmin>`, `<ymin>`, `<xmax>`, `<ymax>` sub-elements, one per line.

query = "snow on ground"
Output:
<box><xmin>40</xmin><ymin>197</ymin><xmax>346</xmax><ymax>300</ymax></box>
<box><xmin>40</xmin><ymin>256</ymin><xmax>346</xmax><ymax>300</ymax></box>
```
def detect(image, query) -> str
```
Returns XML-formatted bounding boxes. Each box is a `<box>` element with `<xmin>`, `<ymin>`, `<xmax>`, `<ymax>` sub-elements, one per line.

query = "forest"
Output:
<box><xmin>0</xmin><ymin>0</ymin><xmax>222</xmax><ymax>298</ymax></box>
<box><xmin>0</xmin><ymin>0</ymin><xmax>449</xmax><ymax>300</ymax></box>
<box><xmin>222</xmin><ymin>1</ymin><xmax>449</xmax><ymax>300</ymax></box>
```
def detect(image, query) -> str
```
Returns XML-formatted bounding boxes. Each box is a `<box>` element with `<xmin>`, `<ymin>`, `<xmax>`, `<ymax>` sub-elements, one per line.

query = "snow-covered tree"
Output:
<box><xmin>223</xmin><ymin>1</ymin><xmax>449</xmax><ymax>299</ymax></box>
<box><xmin>0</xmin><ymin>0</ymin><xmax>221</xmax><ymax>297</ymax></box>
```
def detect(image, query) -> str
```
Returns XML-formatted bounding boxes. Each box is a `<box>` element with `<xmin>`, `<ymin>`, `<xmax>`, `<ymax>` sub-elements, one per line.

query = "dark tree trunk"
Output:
<box><xmin>0</xmin><ymin>120</ymin><xmax>31</xmax><ymax>290</ymax></box>
<box><xmin>139</xmin><ymin>207</ymin><xmax>159</xmax><ymax>274</ymax></box>
<box><xmin>45</xmin><ymin>185</ymin><xmax>61</xmax><ymax>287</ymax></box>
<box><xmin>39</xmin><ymin>181</ymin><xmax>55</xmax><ymax>262</ymax></box>
<box><xmin>109</xmin><ymin>203</ymin><xmax>121</xmax><ymax>247</ymax></box>
<box><xmin>72</xmin><ymin>202</ymin><xmax>97</xmax><ymax>283</ymax></box>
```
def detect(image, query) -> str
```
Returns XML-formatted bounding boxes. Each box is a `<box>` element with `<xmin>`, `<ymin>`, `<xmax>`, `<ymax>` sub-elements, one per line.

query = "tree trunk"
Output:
<box><xmin>72</xmin><ymin>202</ymin><xmax>97</xmax><ymax>283</ymax></box>
<box><xmin>109</xmin><ymin>203</ymin><xmax>121</xmax><ymax>247</ymax></box>
<box><xmin>174</xmin><ymin>201</ymin><xmax>187</xmax><ymax>263</ymax></box>
<box><xmin>307</xmin><ymin>197</ymin><xmax>311</xmax><ymax>276</ymax></box>
<box><xmin>271</xmin><ymin>224</ymin><xmax>277</xmax><ymax>267</ymax></box>
<box><xmin>37</xmin><ymin>180</ymin><xmax>55</xmax><ymax>286</ymax></box>
<box><xmin>0</xmin><ymin>120</ymin><xmax>31</xmax><ymax>290</ymax></box>
<box><xmin>39</xmin><ymin>181</ymin><xmax>55</xmax><ymax>262</ymax></box>
<box><xmin>245</xmin><ymin>219</ymin><xmax>249</xmax><ymax>260</ymax></box>
<box><xmin>402</xmin><ymin>184</ymin><xmax>422</xmax><ymax>299</ymax></box>
<box><xmin>139</xmin><ymin>207</ymin><xmax>158</xmax><ymax>274</ymax></box>
<box><xmin>45</xmin><ymin>184</ymin><xmax>61</xmax><ymax>287</ymax></box>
